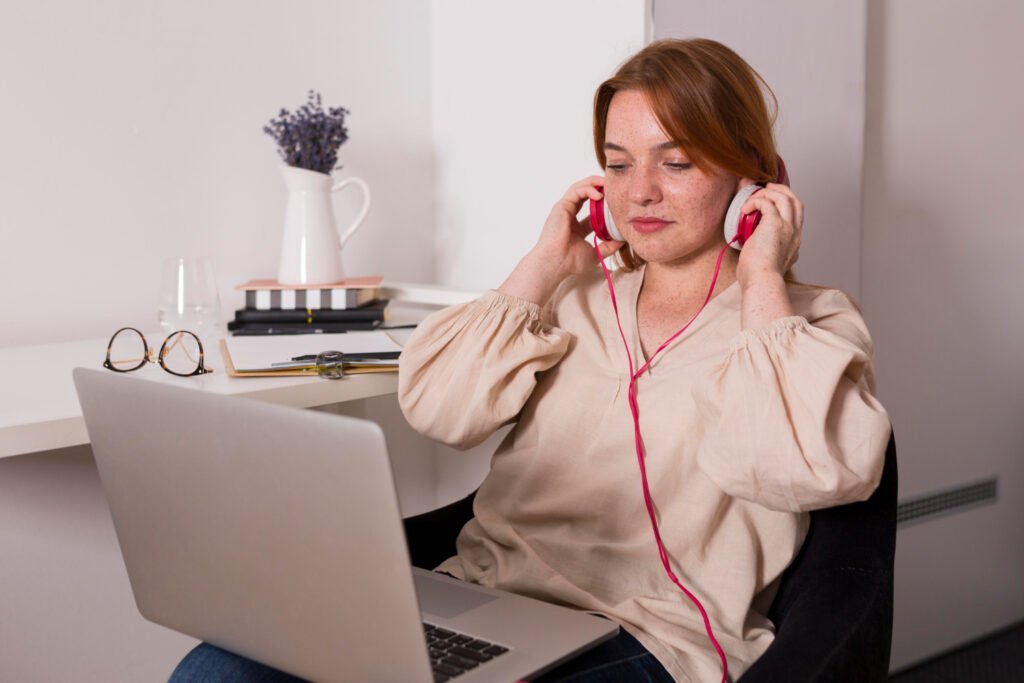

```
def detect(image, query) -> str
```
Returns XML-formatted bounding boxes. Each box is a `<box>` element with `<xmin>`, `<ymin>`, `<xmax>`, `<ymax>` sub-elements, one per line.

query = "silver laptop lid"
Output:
<box><xmin>73</xmin><ymin>367</ymin><xmax>432</xmax><ymax>683</ymax></box>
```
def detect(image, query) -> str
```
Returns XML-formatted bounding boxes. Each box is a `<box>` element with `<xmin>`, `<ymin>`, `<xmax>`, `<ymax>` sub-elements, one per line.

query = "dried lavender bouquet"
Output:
<box><xmin>264</xmin><ymin>91</ymin><xmax>349</xmax><ymax>174</ymax></box>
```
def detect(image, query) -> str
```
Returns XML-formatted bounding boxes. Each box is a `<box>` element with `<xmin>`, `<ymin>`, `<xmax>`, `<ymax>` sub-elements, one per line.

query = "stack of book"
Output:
<box><xmin>229</xmin><ymin>277</ymin><xmax>388</xmax><ymax>335</ymax></box>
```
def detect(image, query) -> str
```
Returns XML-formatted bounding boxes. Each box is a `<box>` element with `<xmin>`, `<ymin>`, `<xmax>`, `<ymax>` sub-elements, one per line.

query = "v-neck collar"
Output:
<box><xmin>617</xmin><ymin>264</ymin><xmax>741</xmax><ymax>371</ymax></box>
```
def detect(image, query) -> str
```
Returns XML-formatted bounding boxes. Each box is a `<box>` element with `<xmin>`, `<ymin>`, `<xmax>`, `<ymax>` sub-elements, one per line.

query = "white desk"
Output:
<box><xmin>0</xmin><ymin>282</ymin><xmax>475</xmax><ymax>459</ymax></box>
<box><xmin>0</xmin><ymin>335</ymin><xmax>401</xmax><ymax>459</ymax></box>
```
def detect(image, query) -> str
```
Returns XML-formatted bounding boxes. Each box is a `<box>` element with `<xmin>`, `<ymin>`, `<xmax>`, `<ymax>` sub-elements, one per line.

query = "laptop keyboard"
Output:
<box><xmin>423</xmin><ymin>622</ymin><xmax>509</xmax><ymax>682</ymax></box>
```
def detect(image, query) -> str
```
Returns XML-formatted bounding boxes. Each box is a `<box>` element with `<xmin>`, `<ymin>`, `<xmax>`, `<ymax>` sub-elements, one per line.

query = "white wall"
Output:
<box><xmin>863</xmin><ymin>0</ymin><xmax>1024</xmax><ymax>669</ymax></box>
<box><xmin>431</xmin><ymin>0</ymin><xmax>652</xmax><ymax>292</ymax></box>
<box><xmin>653</xmin><ymin>0</ymin><xmax>867</xmax><ymax>299</ymax></box>
<box><xmin>0</xmin><ymin>0</ymin><xmax>435</xmax><ymax>348</ymax></box>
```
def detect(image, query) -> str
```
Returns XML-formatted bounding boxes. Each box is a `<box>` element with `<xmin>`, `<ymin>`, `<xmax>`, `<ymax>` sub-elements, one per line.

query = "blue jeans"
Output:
<box><xmin>169</xmin><ymin>628</ymin><xmax>673</xmax><ymax>682</ymax></box>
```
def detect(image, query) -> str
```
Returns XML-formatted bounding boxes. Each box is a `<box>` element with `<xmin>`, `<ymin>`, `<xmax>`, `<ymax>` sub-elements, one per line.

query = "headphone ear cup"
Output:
<box><xmin>589</xmin><ymin>197</ymin><xmax>610</xmax><ymax>241</ymax></box>
<box><xmin>723</xmin><ymin>184</ymin><xmax>763</xmax><ymax>250</ymax></box>
<box><xmin>603</xmin><ymin>200</ymin><xmax>625</xmax><ymax>242</ymax></box>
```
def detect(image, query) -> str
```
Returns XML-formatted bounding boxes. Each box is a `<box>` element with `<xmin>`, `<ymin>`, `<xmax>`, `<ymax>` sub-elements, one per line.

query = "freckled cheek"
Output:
<box><xmin>666</xmin><ymin>190</ymin><xmax>724</xmax><ymax>227</ymax></box>
<box><xmin>604</xmin><ymin>184</ymin><xmax>628</xmax><ymax>222</ymax></box>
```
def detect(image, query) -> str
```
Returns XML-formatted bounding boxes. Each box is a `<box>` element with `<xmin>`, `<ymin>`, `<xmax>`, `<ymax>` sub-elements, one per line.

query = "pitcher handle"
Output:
<box><xmin>331</xmin><ymin>177</ymin><xmax>372</xmax><ymax>247</ymax></box>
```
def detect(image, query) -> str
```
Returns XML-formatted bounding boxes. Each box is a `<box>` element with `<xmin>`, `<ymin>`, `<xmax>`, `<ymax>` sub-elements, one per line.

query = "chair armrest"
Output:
<box><xmin>740</xmin><ymin>560</ymin><xmax>894</xmax><ymax>681</ymax></box>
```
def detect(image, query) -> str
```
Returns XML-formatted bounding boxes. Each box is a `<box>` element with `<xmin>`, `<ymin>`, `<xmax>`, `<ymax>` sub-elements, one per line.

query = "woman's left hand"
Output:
<box><xmin>735</xmin><ymin>182</ymin><xmax>804</xmax><ymax>287</ymax></box>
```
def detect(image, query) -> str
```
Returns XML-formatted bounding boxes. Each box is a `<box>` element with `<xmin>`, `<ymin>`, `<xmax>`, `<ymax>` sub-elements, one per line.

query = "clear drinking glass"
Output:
<box><xmin>157</xmin><ymin>257</ymin><xmax>222</xmax><ymax>340</ymax></box>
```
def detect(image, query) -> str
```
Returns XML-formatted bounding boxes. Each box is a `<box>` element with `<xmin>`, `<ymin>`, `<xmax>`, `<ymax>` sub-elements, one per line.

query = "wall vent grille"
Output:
<box><xmin>897</xmin><ymin>478</ymin><xmax>998</xmax><ymax>528</ymax></box>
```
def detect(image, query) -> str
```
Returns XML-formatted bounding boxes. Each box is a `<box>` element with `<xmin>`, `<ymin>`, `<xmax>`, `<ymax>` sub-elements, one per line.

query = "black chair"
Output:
<box><xmin>404</xmin><ymin>431</ymin><xmax>898</xmax><ymax>682</ymax></box>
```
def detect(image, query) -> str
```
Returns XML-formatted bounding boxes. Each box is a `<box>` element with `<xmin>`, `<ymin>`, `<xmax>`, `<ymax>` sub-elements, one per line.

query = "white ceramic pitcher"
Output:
<box><xmin>276</xmin><ymin>165</ymin><xmax>371</xmax><ymax>285</ymax></box>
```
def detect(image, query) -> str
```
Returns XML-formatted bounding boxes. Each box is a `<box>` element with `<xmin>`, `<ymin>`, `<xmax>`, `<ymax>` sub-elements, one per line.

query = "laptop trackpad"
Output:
<box><xmin>415</xmin><ymin>573</ymin><xmax>498</xmax><ymax>619</ymax></box>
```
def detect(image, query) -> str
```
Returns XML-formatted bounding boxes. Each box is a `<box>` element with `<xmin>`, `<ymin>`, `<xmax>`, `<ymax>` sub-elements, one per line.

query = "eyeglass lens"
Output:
<box><xmin>160</xmin><ymin>331</ymin><xmax>204</xmax><ymax>376</ymax></box>
<box><xmin>107</xmin><ymin>328</ymin><xmax>149</xmax><ymax>371</ymax></box>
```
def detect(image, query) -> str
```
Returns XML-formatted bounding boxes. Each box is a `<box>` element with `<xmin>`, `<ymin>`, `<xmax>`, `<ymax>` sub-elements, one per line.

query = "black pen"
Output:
<box><xmin>288</xmin><ymin>351</ymin><xmax>402</xmax><ymax>362</ymax></box>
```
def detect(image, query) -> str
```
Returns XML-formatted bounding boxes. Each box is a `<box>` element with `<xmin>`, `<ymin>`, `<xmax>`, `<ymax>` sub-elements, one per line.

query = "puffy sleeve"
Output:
<box><xmin>398</xmin><ymin>289</ymin><xmax>571</xmax><ymax>449</ymax></box>
<box><xmin>692</xmin><ymin>290</ymin><xmax>891</xmax><ymax>512</ymax></box>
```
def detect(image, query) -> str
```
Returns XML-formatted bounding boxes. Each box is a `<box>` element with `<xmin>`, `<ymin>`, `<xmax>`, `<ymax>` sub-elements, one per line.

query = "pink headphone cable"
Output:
<box><xmin>593</xmin><ymin>235</ymin><xmax>737</xmax><ymax>683</ymax></box>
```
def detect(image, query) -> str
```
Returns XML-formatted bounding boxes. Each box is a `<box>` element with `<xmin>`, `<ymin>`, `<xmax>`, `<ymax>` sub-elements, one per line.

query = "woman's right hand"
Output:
<box><xmin>498</xmin><ymin>177</ymin><xmax>626</xmax><ymax>305</ymax></box>
<box><xmin>535</xmin><ymin>176</ymin><xmax>626</xmax><ymax>277</ymax></box>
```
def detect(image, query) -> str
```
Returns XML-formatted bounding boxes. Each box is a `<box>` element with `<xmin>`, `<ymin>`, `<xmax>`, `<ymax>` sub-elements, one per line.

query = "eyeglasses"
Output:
<box><xmin>103</xmin><ymin>327</ymin><xmax>213</xmax><ymax>377</ymax></box>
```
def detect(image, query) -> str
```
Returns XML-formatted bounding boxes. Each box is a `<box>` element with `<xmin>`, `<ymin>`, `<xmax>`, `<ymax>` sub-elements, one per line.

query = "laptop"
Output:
<box><xmin>72</xmin><ymin>368</ymin><xmax>617</xmax><ymax>682</ymax></box>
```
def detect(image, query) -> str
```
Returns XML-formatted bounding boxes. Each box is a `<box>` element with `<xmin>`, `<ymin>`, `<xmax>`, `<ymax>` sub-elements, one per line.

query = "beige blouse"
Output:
<box><xmin>398</xmin><ymin>266</ymin><xmax>890</xmax><ymax>682</ymax></box>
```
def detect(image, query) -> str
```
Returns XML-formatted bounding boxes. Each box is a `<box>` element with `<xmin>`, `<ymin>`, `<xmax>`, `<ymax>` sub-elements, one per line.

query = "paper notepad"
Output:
<box><xmin>221</xmin><ymin>332</ymin><xmax>402</xmax><ymax>376</ymax></box>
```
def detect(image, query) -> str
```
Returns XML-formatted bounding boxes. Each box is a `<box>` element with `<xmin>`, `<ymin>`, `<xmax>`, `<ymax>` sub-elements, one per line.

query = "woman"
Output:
<box><xmin>171</xmin><ymin>38</ymin><xmax>889</xmax><ymax>682</ymax></box>
<box><xmin>397</xmin><ymin>38</ymin><xmax>890</xmax><ymax>681</ymax></box>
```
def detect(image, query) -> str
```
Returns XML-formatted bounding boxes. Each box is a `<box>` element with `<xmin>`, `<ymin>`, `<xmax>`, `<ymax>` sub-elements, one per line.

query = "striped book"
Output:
<box><xmin>236</xmin><ymin>277</ymin><xmax>383</xmax><ymax>311</ymax></box>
